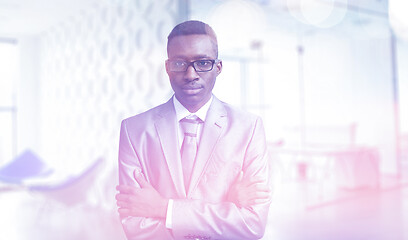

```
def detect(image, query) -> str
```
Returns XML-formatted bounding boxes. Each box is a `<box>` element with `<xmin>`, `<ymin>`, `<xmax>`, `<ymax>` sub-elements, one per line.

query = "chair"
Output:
<box><xmin>26</xmin><ymin>157</ymin><xmax>113</xmax><ymax>240</ymax></box>
<box><xmin>0</xmin><ymin>150</ymin><xmax>53</xmax><ymax>187</ymax></box>
<box><xmin>28</xmin><ymin>157</ymin><xmax>104</xmax><ymax>206</ymax></box>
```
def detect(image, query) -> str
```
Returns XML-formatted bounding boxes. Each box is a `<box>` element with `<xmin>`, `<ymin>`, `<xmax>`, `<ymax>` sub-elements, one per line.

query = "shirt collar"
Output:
<box><xmin>173</xmin><ymin>95</ymin><xmax>213</xmax><ymax>122</ymax></box>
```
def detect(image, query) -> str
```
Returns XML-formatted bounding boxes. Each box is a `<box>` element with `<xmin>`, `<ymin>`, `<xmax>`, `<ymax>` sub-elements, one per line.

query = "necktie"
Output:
<box><xmin>180</xmin><ymin>116</ymin><xmax>201</xmax><ymax>191</ymax></box>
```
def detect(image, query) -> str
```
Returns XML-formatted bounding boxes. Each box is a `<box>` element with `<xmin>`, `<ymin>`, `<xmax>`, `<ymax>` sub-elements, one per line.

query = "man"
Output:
<box><xmin>116</xmin><ymin>20</ymin><xmax>271</xmax><ymax>239</ymax></box>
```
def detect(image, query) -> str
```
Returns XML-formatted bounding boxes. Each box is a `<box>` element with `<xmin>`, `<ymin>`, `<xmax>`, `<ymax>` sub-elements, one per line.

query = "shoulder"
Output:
<box><xmin>213</xmin><ymin>98</ymin><xmax>266</xmax><ymax>141</ymax></box>
<box><xmin>217</xmin><ymin>99</ymin><xmax>261</xmax><ymax>124</ymax></box>
<box><xmin>121</xmin><ymin>100</ymin><xmax>173</xmax><ymax>130</ymax></box>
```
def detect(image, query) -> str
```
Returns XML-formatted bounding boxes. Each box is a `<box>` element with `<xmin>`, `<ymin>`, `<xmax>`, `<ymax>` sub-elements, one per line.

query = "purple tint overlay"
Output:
<box><xmin>29</xmin><ymin>157</ymin><xmax>104</xmax><ymax>206</ymax></box>
<box><xmin>0</xmin><ymin>150</ymin><xmax>52</xmax><ymax>183</ymax></box>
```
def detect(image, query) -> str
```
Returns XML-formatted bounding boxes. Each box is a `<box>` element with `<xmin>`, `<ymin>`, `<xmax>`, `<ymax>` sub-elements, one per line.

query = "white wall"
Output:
<box><xmin>37</xmin><ymin>1</ymin><xmax>178</xmax><ymax>173</ymax></box>
<box><xmin>17</xmin><ymin>37</ymin><xmax>41</xmax><ymax>156</ymax></box>
<box><xmin>397</xmin><ymin>39</ymin><xmax>408</xmax><ymax>134</ymax></box>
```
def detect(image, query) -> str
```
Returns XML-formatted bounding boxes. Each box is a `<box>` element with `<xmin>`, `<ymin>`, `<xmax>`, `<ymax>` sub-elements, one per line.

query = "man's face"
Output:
<box><xmin>166</xmin><ymin>34</ymin><xmax>222</xmax><ymax>112</ymax></box>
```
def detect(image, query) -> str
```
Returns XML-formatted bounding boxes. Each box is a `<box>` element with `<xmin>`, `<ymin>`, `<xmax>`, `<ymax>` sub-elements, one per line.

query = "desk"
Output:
<box><xmin>270</xmin><ymin>146</ymin><xmax>380</xmax><ymax>189</ymax></box>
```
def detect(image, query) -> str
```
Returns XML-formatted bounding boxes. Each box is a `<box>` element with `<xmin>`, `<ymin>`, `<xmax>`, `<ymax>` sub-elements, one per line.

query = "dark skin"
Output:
<box><xmin>116</xmin><ymin>170</ymin><xmax>168</xmax><ymax>218</ymax></box>
<box><xmin>115</xmin><ymin>34</ymin><xmax>271</xmax><ymax>219</ymax></box>
<box><xmin>166</xmin><ymin>34</ymin><xmax>221</xmax><ymax>113</ymax></box>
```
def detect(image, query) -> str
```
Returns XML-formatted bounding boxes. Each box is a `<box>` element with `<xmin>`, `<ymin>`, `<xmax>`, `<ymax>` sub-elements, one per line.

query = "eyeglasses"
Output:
<box><xmin>167</xmin><ymin>59</ymin><xmax>218</xmax><ymax>72</ymax></box>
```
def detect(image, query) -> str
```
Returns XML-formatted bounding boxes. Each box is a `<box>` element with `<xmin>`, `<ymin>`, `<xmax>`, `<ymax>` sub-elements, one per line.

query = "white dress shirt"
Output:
<box><xmin>165</xmin><ymin>95</ymin><xmax>213</xmax><ymax>229</ymax></box>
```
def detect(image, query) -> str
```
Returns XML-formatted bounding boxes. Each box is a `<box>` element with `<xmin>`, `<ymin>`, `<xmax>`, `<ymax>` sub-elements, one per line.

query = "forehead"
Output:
<box><xmin>167</xmin><ymin>34</ymin><xmax>217</xmax><ymax>59</ymax></box>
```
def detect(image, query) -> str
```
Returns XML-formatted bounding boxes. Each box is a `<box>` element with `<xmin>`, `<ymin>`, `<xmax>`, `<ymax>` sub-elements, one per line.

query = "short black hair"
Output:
<box><xmin>167</xmin><ymin>20</ymin><xmax>218</xmax><ymax>57</ymax></box>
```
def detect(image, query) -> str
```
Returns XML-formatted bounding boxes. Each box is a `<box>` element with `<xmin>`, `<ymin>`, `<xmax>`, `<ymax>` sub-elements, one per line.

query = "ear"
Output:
<box><xmin>165</xmin><ymin>60</ymin><xmax>170</xmax><ymax>75</ymax></box>
<box><xmin>215</xmin><ymin>60</ymin><xmax>222</xmax><ymax>76</ymax></box>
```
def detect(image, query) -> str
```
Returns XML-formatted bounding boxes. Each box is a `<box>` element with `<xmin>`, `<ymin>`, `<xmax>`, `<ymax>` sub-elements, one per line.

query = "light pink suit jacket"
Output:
<box><xmin>118</xmin><ymin>96</ymin><xmax>270</xmax><ymax>240</ymax></box>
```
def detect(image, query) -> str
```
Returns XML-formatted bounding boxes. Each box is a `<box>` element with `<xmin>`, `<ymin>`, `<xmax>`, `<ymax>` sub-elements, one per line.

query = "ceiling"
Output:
<box><xmin>190</xmin><ymin>0</ymin><xmax>389</xmax><ymax>39</ymax></box>
<box><xmin>0</xmin><ymin>0</ymin><xmax>97</xmax><ymax>37</ymax></box>
<box><xmin>0</xmin><ymin>0</ymin><xmax>389</xmax><ymax>38</ymax></box>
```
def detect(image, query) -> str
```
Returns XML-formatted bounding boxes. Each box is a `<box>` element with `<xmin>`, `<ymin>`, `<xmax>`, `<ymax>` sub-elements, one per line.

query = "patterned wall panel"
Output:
<box><xmin>39</xmin><ymin>0</ymin><xmax>178</xmax><ymax>179</ymax></box>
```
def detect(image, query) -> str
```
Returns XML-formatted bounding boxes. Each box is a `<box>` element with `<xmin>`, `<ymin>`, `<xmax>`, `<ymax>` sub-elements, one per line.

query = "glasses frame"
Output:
<box><xmin>166</xmin><ymin>59</ymin><xmax>219</xmax><ymax>72</ymax></box>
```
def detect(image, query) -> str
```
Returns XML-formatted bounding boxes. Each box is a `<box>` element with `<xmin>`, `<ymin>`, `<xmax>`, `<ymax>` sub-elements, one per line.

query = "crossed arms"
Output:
<box><xmin>116</xmin><ymin>169</ymin><xmax>270</xmax><ymax>218</ymax></box>
<box><xmin>116</xmin><ymin>117</ymin><xmax>271</xmax><ymax>239</ymax></box>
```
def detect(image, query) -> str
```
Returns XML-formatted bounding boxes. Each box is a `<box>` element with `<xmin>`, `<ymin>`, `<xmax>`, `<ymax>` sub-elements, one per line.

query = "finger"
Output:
<box><xmin>118</xmin><ymin>206</ymin><xmax>145</xmax><ymax>218</ymax></box>
<box><xmin>243</xmin><ymin>178</ymin><xmax>267</xmax><ymax>188</ymax></box>
<box><xmin>253</xmin><ymin>198</ymin><xmax>271</xmax><ymax>205</ymax></box>
<box><xmin>119</xmin><ymin>212</ymin><xmax>129</xmax><ymax>218</ymax></box>
<box><xmin>238</xmin><ymin>197</ymin><xmax>270</xmax><ymax>207</ymax></box>
<box><xmin>133</xmin><ymin>170</ymin><xmax>151</xmax><ymax>188</ymax></box>
<box><xmin>115</xmin><ymin>193</ymin><xmax>123</xmax><ymax>201</ymax></box>
<box><xmin>116</xmin><ymin>200</ymin><xmax>128</xmax><ymax>208</ymax></box>
<box><xmin>250</xmin><ymin>191</ymin><xmax>271</xmax><ymax>199</ymax></box>
<box><xmin>115</xmin><ymin>193</ymin><xmax>132</xmax><ymax>202</ymax></box>
<box><xmin>118</xmin><ymin>207</ymin><xmax>131</xmax><ymax>216</ymax></box>
<box><xmin>116</xmin><ymin>185</ymin><xmax>137</xmax><ymax>194</ymax></box>
<box><xmin>238</xmin><ymin>192</ymin><xmax>270</xmax><ymax>205</ymax></box>
<box><xmin>250</xmin><ymin>183</ymin><xmax>271</xmax><ymax>192</ymax></box>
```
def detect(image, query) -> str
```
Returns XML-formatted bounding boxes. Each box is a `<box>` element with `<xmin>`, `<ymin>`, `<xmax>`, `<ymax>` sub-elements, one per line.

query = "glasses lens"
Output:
<box><xmin>169</xmin><ymin>60</ymin><xmax>187</xmax><ymax>72</ymax></box>
<box><xmin>168</xmin><ymin>60</ymin><xmax>216</xmax><ymax>72</ymax></box>
<box><xmin>194</xmin><ymin>60</ymin><xmax>214</xmax><ymax>72</ymax></box>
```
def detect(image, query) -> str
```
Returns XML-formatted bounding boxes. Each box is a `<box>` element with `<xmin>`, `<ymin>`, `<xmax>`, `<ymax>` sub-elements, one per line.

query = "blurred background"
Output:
<box><xmin>0</xmin><ymin>0</ymin><xmax>407</xmax><ymax>239</ymax></box>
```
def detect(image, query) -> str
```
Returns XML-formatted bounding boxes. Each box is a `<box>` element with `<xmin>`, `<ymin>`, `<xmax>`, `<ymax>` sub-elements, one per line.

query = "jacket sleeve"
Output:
<box><xmin>118</xmin><ymin>119</ymin><xmax>173</xmax><ymax>239</ymax></box>
<box><xmin>171</xmin><ymin>117</ymin><xmax>271</xmax><ymax>240</ymax></box>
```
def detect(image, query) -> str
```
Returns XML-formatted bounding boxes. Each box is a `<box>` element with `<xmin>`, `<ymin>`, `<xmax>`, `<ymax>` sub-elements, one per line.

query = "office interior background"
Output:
<box><xmin>0</xmin><ymin>0</ymin><xmax>407</xmax><ymax>239</ymax></box>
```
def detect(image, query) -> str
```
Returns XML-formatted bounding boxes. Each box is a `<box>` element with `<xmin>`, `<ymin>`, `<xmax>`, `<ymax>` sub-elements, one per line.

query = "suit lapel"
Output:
<box><xmin>187</xmin><ymin>97</ymin><xmax>227</xmax><ymax>196</ymax></box>
<box><xmin>154</xmin><ymin>99</ymin><xmax>186</xmax><ymax>197</ymax></box>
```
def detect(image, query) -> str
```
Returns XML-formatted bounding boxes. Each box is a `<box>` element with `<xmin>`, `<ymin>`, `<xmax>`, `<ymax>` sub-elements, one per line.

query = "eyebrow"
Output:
<box><xmin>171</xmin><ymin>54</ymin><xmax>213</xmax><ymax>60</ymax></box>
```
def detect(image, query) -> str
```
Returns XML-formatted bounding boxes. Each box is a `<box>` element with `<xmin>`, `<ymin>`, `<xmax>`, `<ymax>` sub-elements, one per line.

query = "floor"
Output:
<box><xmin>0</xmin><ymin>173</ymin><xmax>407</xmax><ymax>240</ymax></box>
<box><xmin>264</xmin><ymin>177</ymin><xmax>408</xmax><ymax>240</ymax></box>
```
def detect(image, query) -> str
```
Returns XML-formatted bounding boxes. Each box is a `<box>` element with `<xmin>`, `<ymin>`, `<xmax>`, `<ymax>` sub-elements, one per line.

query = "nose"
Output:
<box><xmin>183</xmin><ymin>65</ymin><xmax>199</xmax><ymax>82</ymax></box>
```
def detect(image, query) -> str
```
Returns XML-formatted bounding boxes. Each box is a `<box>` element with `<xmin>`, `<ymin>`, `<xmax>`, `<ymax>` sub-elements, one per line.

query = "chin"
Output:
<box><xmin>184</xmin><ymin>95</ymin><xmax>202</xmax><ymax>103</ymax></box>
<box><xmin>184</xmin><ymin>96</ymin><xmax>205</xmax><ymax>105</ymax></box>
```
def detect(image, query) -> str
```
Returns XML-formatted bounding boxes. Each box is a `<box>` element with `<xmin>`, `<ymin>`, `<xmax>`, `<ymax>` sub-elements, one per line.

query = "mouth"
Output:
<box><xmin>181</xmin><ymin>86</ymin><xmax>203</xmax><ymax>95</ymax></box>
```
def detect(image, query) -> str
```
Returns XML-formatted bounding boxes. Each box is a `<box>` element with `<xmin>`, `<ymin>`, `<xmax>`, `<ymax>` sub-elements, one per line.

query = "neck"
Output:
<box><xmin>182</xmin><ymin>102</ymin><xmax>204</xmax><ymax>113</ymax></box>
<box><xmin>176</xmin><ymin>96</ymin><xmax>211</xmax><ymax>113</ymax></box>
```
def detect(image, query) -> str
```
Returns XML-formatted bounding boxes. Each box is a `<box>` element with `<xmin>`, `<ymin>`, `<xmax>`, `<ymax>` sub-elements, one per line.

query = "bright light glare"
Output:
<box><xmin>389</xmin><ymin>0</ymin><xmax>408</xmax><ymax>40</ymax></box>
<box><xmin>287</xmin><ymin>0</ymin><xmax>347</xmax><ymax>28</ymax></box>
<box><xmin>301</xmin><ymin>0</ymin><xmax>334</xmax><ymax>24</ymax></box>
<box><xmin>0</xmin><ymin>42</ymin><xmax>17</xmax><ymax>164</ymax></box>
<box><xmin>0</xmin><ymin>43</ymin><xmax>17</xmax><ymax>106</ymax></box>
<box><xmin>208</xmin><ymin>0</ymin><xmax>267</xmax><ymax>50</ymax></box>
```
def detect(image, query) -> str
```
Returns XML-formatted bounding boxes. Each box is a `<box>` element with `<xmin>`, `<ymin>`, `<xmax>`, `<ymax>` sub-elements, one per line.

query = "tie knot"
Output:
<box><xmin>180</xmin><ymin>116</ymin><xmax>202</xmax><ymax>136</ymax></box>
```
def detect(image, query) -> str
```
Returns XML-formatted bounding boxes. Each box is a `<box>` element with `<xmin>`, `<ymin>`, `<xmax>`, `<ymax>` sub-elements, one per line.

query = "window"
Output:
<box><xmin>0</xmin><ymin>39</ymin><xmax>18</xmax><ymax>165</ymax></box>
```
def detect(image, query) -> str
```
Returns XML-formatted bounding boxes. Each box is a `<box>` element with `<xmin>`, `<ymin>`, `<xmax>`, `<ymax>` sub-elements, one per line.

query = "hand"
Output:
<box><xmin>116</xmin><ymin>170</ymin><xmax>168</xmax><ymax>218</ymax></box>
<box><xmin>227</xmin><ymin>171</ymin><xmax>271</xmax><ymax>208</ymax></box>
